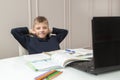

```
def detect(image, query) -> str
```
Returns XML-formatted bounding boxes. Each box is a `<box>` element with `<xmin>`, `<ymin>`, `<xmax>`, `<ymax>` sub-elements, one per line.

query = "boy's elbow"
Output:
<box><xmin>11</xmin><ymin>28</ymin><xmax>15</xmax><ymax>35</ymax></box>
<box><xmin>65</xmin><ymin>29</ymin><xmax>68</xmax><ymax>35</ymax></box>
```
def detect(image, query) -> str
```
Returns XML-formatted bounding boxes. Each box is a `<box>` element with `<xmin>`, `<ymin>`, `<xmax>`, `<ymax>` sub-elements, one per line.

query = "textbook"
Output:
<box><xmin>27</xmin><ymin>52</ymin><xmax>92</xmax><ymax>71</ymax></box>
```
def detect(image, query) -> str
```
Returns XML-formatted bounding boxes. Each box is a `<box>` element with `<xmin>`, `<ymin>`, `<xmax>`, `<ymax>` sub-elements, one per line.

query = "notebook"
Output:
<box><xmin>68</xmin><ymin>17</ymin><xmax>120</xmax><ymax>75</ymax></box>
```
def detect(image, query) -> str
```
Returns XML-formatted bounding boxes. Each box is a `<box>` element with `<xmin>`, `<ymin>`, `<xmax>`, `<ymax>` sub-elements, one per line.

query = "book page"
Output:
<box><xmin>23</xmin><ymin>53</ymin><xmax>50</xmax><ymax>62</ymax></box>
<box><xmin>68</xmin><ymin>48</ymin><xmax>93</xmax><ymax>57</ymax></box>
<box><xmin>27</xmin><ymin>59</ymin><xmax>62</xmax><ymax>71</ymax></box>
<box><xmin>51</xmin><ymin>53</ymin><xmax>80</xmax><ymax>67</ymax></box>
<box><xmin>44</xmin><ymin>50</ymin><xmax>66</xmax><ymax>55</ymax></box>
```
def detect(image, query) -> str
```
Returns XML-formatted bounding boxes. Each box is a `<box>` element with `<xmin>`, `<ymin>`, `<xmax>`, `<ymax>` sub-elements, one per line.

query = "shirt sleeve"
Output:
<box><xmin>52</xmin><ymin>27</ymin><xmax>68</xmax><ymax>43</ymax></box>
<box><xmin>11</xmin><ymin>27</ymin><xmax>29</xmax><ymax>49</ymax></box>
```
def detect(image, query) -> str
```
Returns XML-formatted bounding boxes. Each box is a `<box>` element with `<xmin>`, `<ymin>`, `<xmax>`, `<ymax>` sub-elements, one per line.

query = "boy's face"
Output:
<box><xmin>33</xmin><ymin>22</ymin><xmax>49</xmax><ymax>39</ymax></box>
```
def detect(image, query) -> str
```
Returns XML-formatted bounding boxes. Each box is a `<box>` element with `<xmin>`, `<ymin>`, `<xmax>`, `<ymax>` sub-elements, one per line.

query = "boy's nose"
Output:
<box><xmin>40</xmin><ymin>28</ymin><xmax>43</xmax><ymax>31</ymax></box>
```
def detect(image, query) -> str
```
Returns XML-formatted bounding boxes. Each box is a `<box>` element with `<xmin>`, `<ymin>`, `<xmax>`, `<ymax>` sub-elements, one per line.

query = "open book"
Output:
<box><xmin>26</xmin><ymin>51</ymin><xmax>92</xmax><ymax>71</ymax></box>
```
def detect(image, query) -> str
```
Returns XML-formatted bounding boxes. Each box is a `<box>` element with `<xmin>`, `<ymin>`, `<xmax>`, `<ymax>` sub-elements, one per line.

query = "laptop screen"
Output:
<box><xmin>92</xmin><ymin>17</ymin><xmax>120</xmax><ymax>68</ymax></box>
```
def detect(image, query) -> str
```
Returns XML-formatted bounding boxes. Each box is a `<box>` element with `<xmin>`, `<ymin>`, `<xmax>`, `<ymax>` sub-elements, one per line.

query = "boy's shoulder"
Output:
<box><xmin>50</xmin><ymin>34</ymin><xmax>56</xmax><ymax>37</ymax></box>
<box><xmin>26</xmin><ymin>34</ymin><xmax>35</xmax><ymax>38</ymax></box>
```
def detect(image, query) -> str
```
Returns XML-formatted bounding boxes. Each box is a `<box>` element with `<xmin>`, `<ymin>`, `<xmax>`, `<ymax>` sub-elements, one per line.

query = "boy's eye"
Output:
<box><xmin>43</xmin><ymin>26</ymin><xmax>47</xmax><ymax>29</ymax></box>
<box><xmin>35</xmin><ymin>26</ymin><xmax>48</xmax><ymax>30</ymax></box>
<box><xmin>36</xmin><ymin>27</ymin><xmax>40</xmax><ymax>29</ymax></box>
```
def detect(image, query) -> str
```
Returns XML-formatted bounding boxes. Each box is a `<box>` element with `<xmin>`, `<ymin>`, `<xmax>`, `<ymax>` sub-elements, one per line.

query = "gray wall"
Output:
<box><xmin>0</xmin><ymin>0</ymin><xmax>120</xmax><ymax>59</ymax></box>
<box><xmin>0</xmin><ymin>0</ymin><xmax>29</xmax><ymax>58</ymax></box>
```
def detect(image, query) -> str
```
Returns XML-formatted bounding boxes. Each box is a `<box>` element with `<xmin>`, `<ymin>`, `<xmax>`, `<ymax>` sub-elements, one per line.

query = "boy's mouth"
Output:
<box><xmin>37</xmin><ymin>32</ymin><xmax>47</xmax><ymax>37</ymax></box>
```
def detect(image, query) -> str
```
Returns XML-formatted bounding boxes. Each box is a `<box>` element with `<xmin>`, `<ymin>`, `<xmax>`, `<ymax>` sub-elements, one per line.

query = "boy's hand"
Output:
<box><xmin>49</xmin><ymin>28</ymin><xmax>53</xmax><ymax>34</ymax></box>
<box><xmin>29</xmin><ymin>29</ymin><xmax>36</xmax><ymax>35</ymax></box>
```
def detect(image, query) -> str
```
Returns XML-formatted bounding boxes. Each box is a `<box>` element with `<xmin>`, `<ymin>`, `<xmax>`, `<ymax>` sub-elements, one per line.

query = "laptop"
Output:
<box><xmin>68</xmin><ymin>17</ymin><xmax>120</xmax><ymax>75</ymax></box>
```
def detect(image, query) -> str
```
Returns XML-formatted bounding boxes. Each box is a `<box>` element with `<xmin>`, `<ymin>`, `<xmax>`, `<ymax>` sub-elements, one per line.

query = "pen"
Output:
<box><xmin>65</xmin><ymin>49</ymin><xmax>75</xmax><ymax>54</ymax></box>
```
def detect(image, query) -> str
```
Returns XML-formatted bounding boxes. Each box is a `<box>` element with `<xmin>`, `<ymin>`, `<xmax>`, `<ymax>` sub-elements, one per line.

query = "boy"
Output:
<box><xmin>11</xmin><ymin>16</ymin><xmax>68</xmax><ymax>54</ymax></box>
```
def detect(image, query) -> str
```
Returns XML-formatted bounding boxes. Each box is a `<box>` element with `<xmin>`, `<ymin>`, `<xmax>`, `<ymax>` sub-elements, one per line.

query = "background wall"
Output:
<box><xmin>0</xmin><ymin>0</ymin><xmax>120</xmax><ymax>59</ymax></box>
<box><xmin>0</xmin><ymin>0</ymin><xmax>29</xmax><ymax>58</ymax></box>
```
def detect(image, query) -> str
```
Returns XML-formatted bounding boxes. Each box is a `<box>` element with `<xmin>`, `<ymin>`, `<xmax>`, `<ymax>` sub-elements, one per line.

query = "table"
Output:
<box><xmin>0</xmin><ymin>55</ymin><xmax>120</xmax><ymax>80</ymax></box>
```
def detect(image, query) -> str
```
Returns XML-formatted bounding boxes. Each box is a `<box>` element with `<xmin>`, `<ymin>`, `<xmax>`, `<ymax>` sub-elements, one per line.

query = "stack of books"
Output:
<box><xmin>25</xmin><ymin>48</ymin><xmax>93</xmax><ymax>71</ymax></box>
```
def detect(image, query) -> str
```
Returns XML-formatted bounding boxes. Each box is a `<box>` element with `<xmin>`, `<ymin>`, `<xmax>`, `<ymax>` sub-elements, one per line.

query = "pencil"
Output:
<box><xmin>45</xmin><ymin>71</ymin><xmax>63</xmax><ymax>80</ymax></box>
<box><xmin>35</xmin><ymin>70</ymin><xmax>57</xmax><ymax>80</ymax></box>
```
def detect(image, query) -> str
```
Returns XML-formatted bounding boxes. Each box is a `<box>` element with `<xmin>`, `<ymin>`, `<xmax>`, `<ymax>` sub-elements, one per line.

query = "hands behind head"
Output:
<box><xmin>49</xmin><ymin>27</ymin><xmax>53</xmax><ymax>33</ymax></box>
<box><xmin>29</xmin><ymin>29</ymin><xmax>36</xmax><ymax>35</ymax></box>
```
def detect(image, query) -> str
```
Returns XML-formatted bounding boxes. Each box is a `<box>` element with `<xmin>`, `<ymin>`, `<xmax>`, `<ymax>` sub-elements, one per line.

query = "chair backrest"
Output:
<box><xmin>18</xmin><ymin>44</ymin><xmax>28</xmax><ymax>56</ymax></box>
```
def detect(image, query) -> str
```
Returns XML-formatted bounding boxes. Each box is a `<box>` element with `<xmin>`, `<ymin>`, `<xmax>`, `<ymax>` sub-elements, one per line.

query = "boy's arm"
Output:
<box><xmin>11</xmin><ymin>27</ymin><xmax>29</xmax><ymax>49</ymax></box>
<box><xmin>52</xmin><ymin>27</ymin><xmax>68</xmax><ymax>43</ymax></box>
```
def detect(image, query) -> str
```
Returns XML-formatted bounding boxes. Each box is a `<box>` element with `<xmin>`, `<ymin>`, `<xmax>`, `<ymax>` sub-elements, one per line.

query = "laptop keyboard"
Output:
<box><xmin>68</xmin><ymin>60</ymin><xmax>94</xmax><ymax>72</ymax></box>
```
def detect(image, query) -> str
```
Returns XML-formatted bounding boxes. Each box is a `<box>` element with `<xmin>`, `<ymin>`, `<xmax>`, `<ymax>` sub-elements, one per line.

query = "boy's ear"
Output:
<box><xmin>49</xmin><ymin>27</ymin><xmax>52</xmax><ymax>33</ymax></box>
<box><xmin>47</xmin><ymin>28</ymin><xmax>50</xmax><ymax>34</ymax></box>
<box><xmin>32</xmin><ymin>28</ymin><xmax>36</xmax><ymax>32</ymax></box>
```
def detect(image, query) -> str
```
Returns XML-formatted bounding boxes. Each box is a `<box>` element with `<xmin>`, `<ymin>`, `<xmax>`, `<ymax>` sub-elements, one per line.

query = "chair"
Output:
<box><xmin>18</xmin><ymin>44</ymin><xmax>28</xmax><ymax>56</ymax></box>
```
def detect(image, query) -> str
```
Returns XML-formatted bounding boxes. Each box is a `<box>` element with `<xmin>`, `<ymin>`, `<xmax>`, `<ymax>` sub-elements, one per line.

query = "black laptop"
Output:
<box><xmin>68</xmin><ymin>17</ymin><xmax>120</xmax><ymax>75</ymax></box>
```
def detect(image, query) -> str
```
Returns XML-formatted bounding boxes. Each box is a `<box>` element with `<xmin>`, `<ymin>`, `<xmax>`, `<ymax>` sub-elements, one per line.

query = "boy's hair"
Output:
<box><xmin>33</xmin><ymin>16</ymin><xmax>49</xmax><ymax>27</ymax></box>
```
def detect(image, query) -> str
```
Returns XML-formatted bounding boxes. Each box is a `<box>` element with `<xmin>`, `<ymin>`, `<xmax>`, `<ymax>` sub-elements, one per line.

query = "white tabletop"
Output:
<box><xmin>0</xmin><ymin>55</ymin><xmax>120</xmax><ymax>80</ymax></box>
